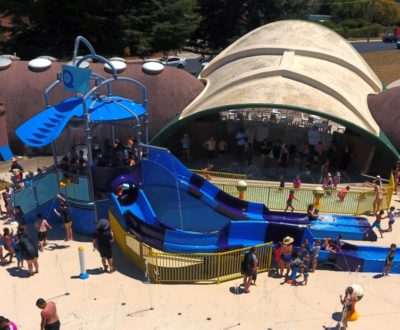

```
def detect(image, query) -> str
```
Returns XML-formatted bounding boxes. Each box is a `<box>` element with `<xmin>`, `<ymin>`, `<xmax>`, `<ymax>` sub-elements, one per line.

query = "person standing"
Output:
<box><xmin>14</xmin><ymin>206</ymin><xmax>27</xmax><ymax>233</ymax></box>
<box><xmin>372</xmin><ymin>210</ymin><xmax>384</xmax><ymax>239</ymax></box>
<box><xmin>36</xmin><ymin>298</ymin><xmax>60</xmax><ymax>330</ymax></box>
<box><xmin>337</xmin><ymin>186</ymin><xmax>350</xmax><ymax>202</ymax></box>
<box><xmin>180</xmin><ymin>133</ymin><xmax>191</xmax><ymax>160</ymax></box>
<box><xmin>1</xmin><ymin>228</ymin><xmax>15</xmax><ymax>264</ymax></box>
<box><xmin>54</xmin><ymin>194</ymin><xmax>73</xmax><ymax>241</ymax></box>
<box><xmin>235</xmin><ymin>128</ymin><xmax>247</xmax><ymax>160</ymax></box>
<box><xmin>393</xmin><ymin>163</ymin><xmax>400</xmax><ymax>195</ymax></box>
<box><xmin>382</xmin><ymin>243</ymin><xmax>396</xmax><ymax>276</ymax></box>
<box><xmin>240</xmin><ymin>247</ymin><xmax>257</xmax><ymax>293</ymax></box>
<box><xmin>333</xmin><ymin>172</ymin><xmax>341</xmax><ymax>190</ymax></box>
<box><xmin>293</xmin><ymin>175</ymin><xmax>301</xmax><ymax>189</ymax></box>
<box><xmin>284</xmin><ymin>190</ymin><xmax>298</xmax><ymax>212</ymax></box>
<box><xmin>217</xmin><ymin>138</ymin><xmax>228</xmax><ymax>157</ymax></box>
<box><xmin>372</xmin><ymin>179</ymin><xmax>385</xmax><ymax>214</ymax></box>
<box><xmin>9</xmin><ymin>158</ymin><xmax>24</xmax><ymax>177</ymax></box>
<box><xmin>311</xmin><ymin>240</ymin><xmax>321</xmax><ymax>272</ymax></box>
<box><xmin>279</xmin><ymin>236</ymin><xmax>294</xmax><ymax>277</ymax></box>
<box><xmin>340</xmin><ymin>287</ymin><xmax>357</xmax><ymax>330</ymax></box>
<box><xmin>35</xmin><ymin>213</ymin><xmax>52</xmax><ymax>252</ymax></box>
<box><xmin>92</xmin><ymin>219</ymin><xmax>115</xmax><ymax>273</ymax></box>
<box><xmin>1</xmin><ymin>186</ymin><xmax>12</xmax><ymax>222</ymax></box>
<box><xmin>203</xmin><ymin>136</ymin><xmax>217</xmax><ymax>159</ymax></box>
<box><xmin>16</xmin><ymin>231</ymin><xmax>39</xmax><ymax>276</ymax></box>
<box><xmin>387</xmin><ymin>206</ymin><xmax>396</xmax><ymax>232</ymax></box>
<box><xmin>340</xmin><ymin>145</ymin><xmax>352</xmax><ymax>170</ymax></box>
<box><xmin>260</xmin><ymin>139</ymin><xmax>272</xmax><ymax>168</ymax></box>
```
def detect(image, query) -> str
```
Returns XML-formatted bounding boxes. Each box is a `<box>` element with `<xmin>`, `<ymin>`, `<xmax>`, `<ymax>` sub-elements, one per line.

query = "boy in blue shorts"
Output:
<box><xmin>372</xmin><ymin>210</ymin><xmax>384</xmax><ymax>238</ymax></box>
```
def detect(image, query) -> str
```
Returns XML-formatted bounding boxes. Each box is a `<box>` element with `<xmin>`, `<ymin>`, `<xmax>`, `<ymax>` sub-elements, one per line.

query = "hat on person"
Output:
<box><xmin>97</xmin><ymin>218</ymin><xmax>110</xmax><ymax>229</ymax></box>
<box><xmin>283</xmin><ymin>236</ymin><xmax>294</xmax><ymax>245</ymax></box>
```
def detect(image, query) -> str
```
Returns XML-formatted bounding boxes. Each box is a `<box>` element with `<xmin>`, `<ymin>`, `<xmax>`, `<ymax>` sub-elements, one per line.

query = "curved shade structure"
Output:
<box><xmin>16</xmin><ymin>96</ymin><xmax>146</xmax><ymax>147</ymax></box>
<box><xmin>154</xmin><ymin>20</ymin><xmax>398</xmax><ymax>157</ymax></box>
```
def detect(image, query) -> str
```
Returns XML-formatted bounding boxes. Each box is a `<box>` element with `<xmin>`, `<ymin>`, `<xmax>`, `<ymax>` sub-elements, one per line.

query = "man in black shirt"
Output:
<box><xmin>93</xmin><ymin>219</ymin><xmax>115</xmax><ymax>273</ymax></box>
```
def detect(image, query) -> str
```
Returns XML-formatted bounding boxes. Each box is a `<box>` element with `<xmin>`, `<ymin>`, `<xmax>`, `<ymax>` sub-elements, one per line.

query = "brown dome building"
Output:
<box><xmin>0</xmin><ymin>61</ymin><xmax>204</xmax><ymax>153</ymax></box>
<box><xmin>368</xmin><ymin>87</ymin><xmax>400</xmax><ymax>150</ymax></box>
<box><xmin>0</xmin><ymin>102</ymin><xmax>10</xmax><ymax>159</ymax></box>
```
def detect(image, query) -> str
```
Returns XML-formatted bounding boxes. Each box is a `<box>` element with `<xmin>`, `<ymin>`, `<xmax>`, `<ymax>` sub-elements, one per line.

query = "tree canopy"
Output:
<box><xmin>0</xmin><ymin>0</ymin><xmax>199</xmax><ymax>59</ymax></box>
<box><xmin>190</xmin><ymin>0</ymin><xmax>313</xmax><ymax>54</ymax></box>
<box><xmin>1</xmin><ymin>0</ymin><xmax>399</xmax><ymax>59</ymax></box>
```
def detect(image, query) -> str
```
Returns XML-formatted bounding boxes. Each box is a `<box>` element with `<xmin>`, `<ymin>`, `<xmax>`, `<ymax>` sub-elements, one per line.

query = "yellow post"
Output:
<box><xmin>236</xmin><ymin>180</ymin><xmax>248</xmax><ymax>200</ymax></box>
<box><xmin>313</xmin><ymin>187</ymin><xmax>325</xmax><ymax>209</ymax></box>
<box><xmin>216</xmin><ymin>253</ymin><xmax>221</xmax><ymax>284</ymax></box>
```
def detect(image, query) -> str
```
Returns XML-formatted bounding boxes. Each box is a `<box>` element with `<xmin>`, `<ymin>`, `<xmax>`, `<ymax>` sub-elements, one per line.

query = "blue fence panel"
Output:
<box><xmin>36</xmin><ymin>172</ymin><xmax>60</xmax><ymax>205</ymax></box>
<box><xmin>62</xmin><ymin>176</ymin><xmax>91</xmax><ymax>202</ymax></box>
<box><xmin>13</xmin><ymin>186</ymin><xmax>36</xmax><ymax>214</ymax></box>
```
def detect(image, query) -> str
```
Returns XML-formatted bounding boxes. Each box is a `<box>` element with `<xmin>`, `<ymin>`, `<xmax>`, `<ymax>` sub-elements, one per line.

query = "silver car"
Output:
<box><xmin>160</xmin><ymin>56</ymin><xmax>187</xmax><ymax>69</ymax></box>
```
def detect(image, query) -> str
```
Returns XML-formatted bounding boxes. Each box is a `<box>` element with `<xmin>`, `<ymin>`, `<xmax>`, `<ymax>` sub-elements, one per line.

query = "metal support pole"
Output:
<box><xmin>84</xmin><ymin>108</ymin><xmax>99</xmax><ymax>227</ymax></box>
<box><xmin>111</xmin><ymin>125</ymin><xmax>116</xmax><ymax>146</ymax></box>
<box><xmin>144</xmin><ymin>112</ymin><xmax>149</xmax><ymax>144</ymax></box>
<box><xmin>66</xmin><ymin>125</ymin><xmax>73</xmax><ymax>159</ymax></box>
<box><xmin>51</xmin><ymin>142</ymin><xmax>60</xmax><ymax>183</ymax></box>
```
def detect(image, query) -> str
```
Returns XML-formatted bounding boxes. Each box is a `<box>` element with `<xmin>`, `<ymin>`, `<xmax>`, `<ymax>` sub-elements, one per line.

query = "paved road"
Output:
<box><xmin>350</xmin><ymin>40</ymin><xmax>398</xmax><ymax>53</ymax></box>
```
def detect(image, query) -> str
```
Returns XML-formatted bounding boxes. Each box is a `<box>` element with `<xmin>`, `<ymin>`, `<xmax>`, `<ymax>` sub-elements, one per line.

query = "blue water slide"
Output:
<box><xmin>145</xmin><ymin>148</ymin><xmax>376</xmax><ymax>241</ymax></box>
<box><xmin>108</xmin><ymin>147</ymin><xmax>394</xmax><ymax>272</ymax></box>
<box><xmin>327</xmin><ymin>243</ymin><xmax>400</xmax><ymax>273</ymax></box>
<box><xmin>16</xmin><ymin>96</ymin><xmax>146</xmax><ymax>147</ymax></box>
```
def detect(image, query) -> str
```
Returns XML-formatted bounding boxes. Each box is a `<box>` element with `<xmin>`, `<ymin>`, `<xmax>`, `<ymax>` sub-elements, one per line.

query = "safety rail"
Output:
<box><xmin>212</xmin><ymin>174</ymin><xmax>395</xmax><ymax>215</ymax></box>
<box><xmin>109</xmin><ymin>212</ymin><xmax>273</xmax><ymax>284</ymax></box>
<box><xmin>11</xmin><ymin>170</ymin><xmax>93</xmax><ymax>214</ymax></box>
<box><xmin>191</xmin><ymin>169</ymin><xmax>246</xmax><ymax>181</ymax></box>
<box><xmin>12</xmin><ymin>171</ymin><xmax>60</xmax><ymax>213</ymax></box>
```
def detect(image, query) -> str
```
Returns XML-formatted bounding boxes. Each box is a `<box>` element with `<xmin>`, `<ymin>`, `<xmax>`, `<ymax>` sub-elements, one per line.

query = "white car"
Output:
<box><xmin>160</xmin><ymin>56</ymin><xmax>187</xmax><ymax>69</ymax></box>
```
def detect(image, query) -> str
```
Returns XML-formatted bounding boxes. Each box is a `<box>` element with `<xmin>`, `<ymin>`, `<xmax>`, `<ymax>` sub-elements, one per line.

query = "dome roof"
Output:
<box><xmin>152</xmin><ymin>20</ymin><xmax>397</xmax><ymax>157</ymax></box>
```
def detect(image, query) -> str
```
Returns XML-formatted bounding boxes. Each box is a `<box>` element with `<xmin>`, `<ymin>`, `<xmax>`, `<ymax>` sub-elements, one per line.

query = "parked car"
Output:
<box><xmin>397</xmin><ymin>39</ymin><xmax>400</xmax><ymax>49</ymax></box>
<box><xmin>382</xmin><ymin>33</ymin><xmax>398</xmax><ymax>43</ymax></box>
<box><xmin>160</xmin><ymin>56</ymin><xmax>187</xmax><ymax>69</ymax></box>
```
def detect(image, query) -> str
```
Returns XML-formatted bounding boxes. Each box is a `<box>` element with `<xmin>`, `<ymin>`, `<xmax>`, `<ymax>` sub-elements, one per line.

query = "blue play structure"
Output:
<box><xmin>109</xmin><ymin>146</ymin><xmax>399</xmax><ymax>274</ymax></box>
<box><xmin>11</xmin><ymin>36</ymin><xmax>398</xmax><ymax>275</ymax></box>
<box><xmin>13</xmin><ymin>36</ymin><xmax>148</xmax><ymax>235</ymax></box>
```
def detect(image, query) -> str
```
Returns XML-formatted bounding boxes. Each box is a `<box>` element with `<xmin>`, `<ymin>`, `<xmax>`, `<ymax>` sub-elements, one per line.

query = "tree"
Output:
<box><xmin>0</xmin><ymin>0</ymin><xmax>129</xmax><ymax>59</ymax></box>
<box><xmin>373</xmin><ymin>0</ymin><xmax>400</xmax><ymax>26</ymax></box>
<box><xmin>330</xmin><ymin>0</ymin><xmax>368</xmax><ymax>22</ymax></box>
<box><xmin>122</xmin><ymin>0</ymin><xmax>199</xmax><ymax>57</ymax></box>
<box><xmin>191</xmin><ymin>0</ymin><xmax>313</xmax><ymax>54</ymax></box>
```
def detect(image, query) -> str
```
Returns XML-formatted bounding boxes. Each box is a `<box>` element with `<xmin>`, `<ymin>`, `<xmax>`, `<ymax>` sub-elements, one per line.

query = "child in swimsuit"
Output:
<box><xmin>1</xmin><ymin>228</ymin><xmax>14</xmax><ymax>263</ymax></box>
<box><xmin>382</xmin><ymin>243</ymin><xmax>396</xmax><ymax>276</ymax></box>
<box><xmin>299</xmin><ymin>253</ymin><xmax>310</xmax><ymax>285</ymax></box>
<box><xmin>372</xmin><ymin>210</ymin><xmax>384</xmax><ymax>238</ymax></box>
<box><xmin>387</xmin><ymin>206</ymin><xmax>395</xmax><ymax>232</ymax></box>
<box><xmin>284</xmin><ymin>190</ymin><xmax>298</xmax><ymax>212</ymax></box>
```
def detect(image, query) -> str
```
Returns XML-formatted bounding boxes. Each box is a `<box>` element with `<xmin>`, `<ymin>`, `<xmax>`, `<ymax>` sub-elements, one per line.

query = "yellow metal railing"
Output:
<box><xmin>213</xmin><ymin>177</ymin><xmax>394</xmax><ymax>215</ymax></box>
<box><xmin>191</xmin><ymin>169</ymin><xmax>246</xmax><ymax>181</ymax></box>
<box><xmin>110</xmin><ymin>212</ymin><xmax>273</xmax><ymax>284</ymax></box>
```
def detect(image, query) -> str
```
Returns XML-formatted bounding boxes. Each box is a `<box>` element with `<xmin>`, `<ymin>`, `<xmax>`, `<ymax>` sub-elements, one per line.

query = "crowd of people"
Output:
<box><xmin>58</xmin><ymin>136</ymin><xmax>141</xmax><ymax>176</ymax></box>
<box><xmin>178</xmin><ymin>128</ymin><xmax>357</xmax><ymax>192</ymax></box>
<box><xmin>0</xmin><ymin>192</ymin><xmax>115</xmax><ymax>328</ymax></box>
